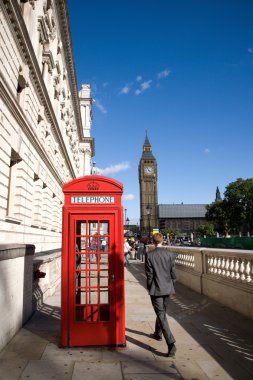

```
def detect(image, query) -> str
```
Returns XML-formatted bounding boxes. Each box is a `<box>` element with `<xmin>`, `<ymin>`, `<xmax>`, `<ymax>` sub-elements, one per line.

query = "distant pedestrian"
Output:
<box><xmin>145</xmin><ymin>232</ymin><xmax>177</xmax><ymax>357</ymax></box>
<box><xmin>101</xmin><ymin>239</ymin><xmax>107</xmax><ymax>251</ymax></box>
<box><xmin>124</xmin><ymin>238</ymin><xmax>131</xmax><ymax>266</ymax></box>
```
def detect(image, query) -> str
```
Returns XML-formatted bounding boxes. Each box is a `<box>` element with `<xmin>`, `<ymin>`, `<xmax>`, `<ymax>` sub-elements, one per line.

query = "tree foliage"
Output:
<box><xmin>196</xmin><ymin>223</ymin><xmax>216</xmax><ymax>237</ymax></box>
<box><xmin>206</xmin><ymin>178</ymin><xmax>253</xmax><ymax>234</ymax></box>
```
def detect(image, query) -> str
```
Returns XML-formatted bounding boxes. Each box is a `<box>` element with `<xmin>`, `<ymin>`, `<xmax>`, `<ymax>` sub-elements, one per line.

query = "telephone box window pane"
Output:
<box><xmin>76</xmin><ymin>272</ymin><xmax>86</xmax><ymax>287</ymax></box>
<box><xmin>89</xmin><ymin>221</ymin><xmax>98</xmax><ymax>234</ymax></box>
<box><xmin>76</xmin><ymin>237</ymin><xmax>87</xmax><ymax>252</ymax></box>
<box><xmin>89</xmin><ymin>255</ymin><xmax>98</xmax><ymax>267</ymax></box>
<box><xmin>76</xmin><ymin>255</ymin><xmax>88</xmax><ymax>271</ymax></box>
<box><xmin>76</xmin><ymin>221</ymin><xmax>87</xmax><ymax>235</ymax></box>
<box><xmin>90</xmin><ymin>289</ymin><xmax>98</xmax><ymax>304</ymax></box>
<box><xmin>100</xmin><ymin>237</ymin><xmax>108</xmax><ymax>252</ymax></box>
<box><xmin>89</xmin><ymin>236</ymin><xmax>98</xmax><ymax>252</ymax></box>
<box><xmin>90</xmin><ymin>272</ymin><xmax>98</xmax><ymax>287</ymax></box>
<box><xmin>100</xmin><ymin>254</ymin><xmax>108</xmax><ymax>265</ymax></box>
<box><xmin>76</xmin><ymin>289</ymin><xmax>86</xmax><ymax>304</ymax></box>
<box><xmin>100</xmin><ymin>221</ymin><xmax>109</xmax><ymax>235</ymax></box>
<box><xmin>100</xmin><ymin>276</ymin><xmax>108</xmax><ymax>287</ymax></box>
<box><xmin>100</xmin><ymin>289</ymin><xmax>109</xmax><ymax>304</ymax></box>
<box><xmin>100</xmin><ymin>305</ymin><xmax>110</xmax><ymax>321</ymax></box>
<box><xmin>76</xmin><ymin>253</ymin><xmax>81</xmax><ymax>269</ymax></box>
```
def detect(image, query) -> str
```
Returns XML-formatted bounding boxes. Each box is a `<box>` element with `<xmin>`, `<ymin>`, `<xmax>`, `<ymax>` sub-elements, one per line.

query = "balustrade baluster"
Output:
<box><xmin>213</xmin><ymin>256</ymin><xmax>218</xmax><ymax>274</ymax></box>
<box><xmin>230</xmin><ymin>258</ymin><xmax>235</xmax><ymax>280</ymax></box>
<box><xmin>225</xmin><ymin>258</ymin><xmax>230</xmax><ymax>278</ymax></box>
<box><xmin>191</xmin><ymin>254</ymin><xmax>194</xmax><ymax>268</ymax></box>
<box><xmin>209</xmin><ymin>256</ymin><xmax>214</xmax><ymax>273</ymax></box>
<box><xmin>185</xmin><ymin>254</ymin><xmax>189</xmax><ymax>266</ymax></box>
<box><xmin>217</xmin><ymin>256</ymin><xmax>222</xmax><ymax>275</ymax></box>
<box><xmin>240</xmin><ymin>259</ymin><xmax>246</xmax><ymax>282</ymax></box>
<box><xmin>235</xmin><ymin>259</ymin><xmax>240</xmax><ymax>280</ymax></box>
<box><xmin>221</xmin><ymin>257</ymin><xmax>226</xmax><ymax>276</ymax></box>
<box><xmin>245</xmin><ymin>260</ymin><xmax>251</xmax><ymax>283</ymax></box>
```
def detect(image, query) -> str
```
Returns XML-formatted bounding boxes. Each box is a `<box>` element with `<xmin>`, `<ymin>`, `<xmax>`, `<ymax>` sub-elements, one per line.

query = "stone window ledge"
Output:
<box><xmin>5</xmin><ymin>215</ymin><xmax>22</xmax><ymax>224</ymax></box>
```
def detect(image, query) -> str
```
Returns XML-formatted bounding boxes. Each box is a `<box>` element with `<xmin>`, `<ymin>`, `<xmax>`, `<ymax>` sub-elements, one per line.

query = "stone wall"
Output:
<box><xmin>0</xmin><ymin>0</ymin><xmax>93</xmax><ymax>254</ymax></box>
<box><xmin>0</xmin><ymin>244</ymin><xmax>61</xmax><ymax>352</ymax></box>
<box><xmin>0</xmin><ymin>244</ymin><xmax>35</xmax><ymax>352</ymax></box>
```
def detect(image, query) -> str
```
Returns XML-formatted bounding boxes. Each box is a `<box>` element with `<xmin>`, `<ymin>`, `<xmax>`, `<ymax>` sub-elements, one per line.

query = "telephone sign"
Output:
<box><xmin>61</xmin><ymin>175</ymin><xmax>125</xmax><ymax>347</ymax></box>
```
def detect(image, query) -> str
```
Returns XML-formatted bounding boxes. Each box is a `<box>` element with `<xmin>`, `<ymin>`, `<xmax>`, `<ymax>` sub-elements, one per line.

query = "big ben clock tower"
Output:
<box><xmin>139</xmin><ymin>131</ymin><xmax>158</xmax><ymax>235</ymax></box>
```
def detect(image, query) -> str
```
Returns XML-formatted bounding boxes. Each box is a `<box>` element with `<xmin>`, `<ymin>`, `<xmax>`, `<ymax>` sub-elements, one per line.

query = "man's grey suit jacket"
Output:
<box><xmin>145</xmin><ymin>247</ymin><xmax>176</xmax><ymax>296</ymax></box>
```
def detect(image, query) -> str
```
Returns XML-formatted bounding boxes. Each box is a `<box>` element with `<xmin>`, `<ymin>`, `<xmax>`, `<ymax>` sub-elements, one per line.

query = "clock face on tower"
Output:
<box><xmin>144</xmin><ymin>166</ymin><xmax>153</xmax><ymax>175</ymax></box>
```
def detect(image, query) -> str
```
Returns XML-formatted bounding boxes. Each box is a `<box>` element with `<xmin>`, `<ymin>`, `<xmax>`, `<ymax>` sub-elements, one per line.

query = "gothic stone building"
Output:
<box><xmin>0</xmin><ymin>0</ymin><xmax>94</xmax><ymax>253</ymax></box>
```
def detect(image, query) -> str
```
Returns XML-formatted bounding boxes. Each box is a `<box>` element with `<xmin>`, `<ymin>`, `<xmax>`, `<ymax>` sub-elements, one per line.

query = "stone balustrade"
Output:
<box><xmin>146</xmin><ymin>245</ymin><xmax>253</xmax><ymax>319</ymax></box>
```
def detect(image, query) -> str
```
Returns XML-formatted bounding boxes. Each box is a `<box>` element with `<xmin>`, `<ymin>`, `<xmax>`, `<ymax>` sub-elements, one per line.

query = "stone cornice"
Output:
<box><xmin>0</xmin><ymin>72</ymin><xmax>65</xmax><ymax>188</ymax></box>
<box><xmin>54</xmin><ymin>0</ymin><xmax>84</xmax><ymax>140</ymax></box>
<box><xmin>1</xmin><ymin>0</ymin><xmax>79</xmax><ymax>178</ymax></box>
<box><xmin>83</xmin><ymin>137</ymin><xmax>95</xmax><ymax>157</ymax></box>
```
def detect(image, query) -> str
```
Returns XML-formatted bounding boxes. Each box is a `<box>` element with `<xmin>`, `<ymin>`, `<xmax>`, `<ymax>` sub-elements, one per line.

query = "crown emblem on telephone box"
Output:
<box><xmin>87</xmin><ymin>182</ymin><xmax>100</xmax><ymax>191</ymax></box>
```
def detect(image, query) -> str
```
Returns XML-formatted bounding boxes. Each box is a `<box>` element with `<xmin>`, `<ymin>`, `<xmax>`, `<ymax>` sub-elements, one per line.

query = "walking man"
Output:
<box><xmin>145</xmin><ymin>232</ymin><xmax>177</xmax><ymax>357</ymax></box>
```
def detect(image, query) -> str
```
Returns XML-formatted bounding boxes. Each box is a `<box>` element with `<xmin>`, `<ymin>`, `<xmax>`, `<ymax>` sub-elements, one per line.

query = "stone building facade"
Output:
<box><xmin>0</xmin><ymin>0</ymin><xmax>94</xmax><ymax>252</ymax></box>
<box><xmin>158</xmin><ymin>204</ymin><xmax>207</xmax><ymax>235</ymax></box>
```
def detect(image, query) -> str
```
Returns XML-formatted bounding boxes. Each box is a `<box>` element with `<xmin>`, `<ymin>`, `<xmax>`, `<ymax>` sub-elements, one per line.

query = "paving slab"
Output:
<box><xmin>121</xmin><ymin>360</ymin><xmax>182</xmax><ymax>377</ymax></box>
<box><xmin>0</xmin><ymin>340</ymin><xmax>47</xmax><ymax>360</ymax></box>
<box><xmin>19</xmin><ymin>359</ymin><xmax>74</xmax><ymax>380</ymax></box>
<box><xmin>0</xmin><ymin>359</ymin><xmax>27</xmax><ymax>380</ymax></box>
<box><xmin>0</xmin><ymin>259</ymin><xmax>253</xmax><ymax>380</ymax></box>
<box><xmin>41</xmin><ymin>342</ymin><xmax>103</xmax><ymax>361</ymax></box>
<box><xmin>72</xmin><ymin>361</ymin><xmax>122</xmax><ymax>380</ymax></box>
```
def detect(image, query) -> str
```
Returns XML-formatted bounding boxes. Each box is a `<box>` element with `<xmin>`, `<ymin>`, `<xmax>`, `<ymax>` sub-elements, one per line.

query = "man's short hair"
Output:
<box><xmin>152</xmin><ymin>233</ymin><xmax>163</xmax><ymax>244</ymax></box>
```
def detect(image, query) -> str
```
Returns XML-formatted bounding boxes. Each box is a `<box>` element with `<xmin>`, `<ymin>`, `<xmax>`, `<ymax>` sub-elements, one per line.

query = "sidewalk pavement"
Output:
<box><xmin>0</xmin><ymin>260</ymin><xmax>253</xmax><ymax>380</ymax></box>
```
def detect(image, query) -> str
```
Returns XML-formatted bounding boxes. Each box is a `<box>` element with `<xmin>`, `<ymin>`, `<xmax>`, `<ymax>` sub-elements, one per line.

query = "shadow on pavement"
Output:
<box><xmin>126</xmin><ymin>260</ymin><xmax>253</xmax><ymax>379</ymax></box>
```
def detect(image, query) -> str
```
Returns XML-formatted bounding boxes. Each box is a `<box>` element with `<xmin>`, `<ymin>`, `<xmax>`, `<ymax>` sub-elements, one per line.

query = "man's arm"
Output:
<box><xmin>145</xmin><ymin>255</ymin><xmax>154</xmax><ymax>291</ymax></box>
<box><xmin>170</xmin><ymin>253</ymin><xmax>176</xmax><ymax>281</ymax></box>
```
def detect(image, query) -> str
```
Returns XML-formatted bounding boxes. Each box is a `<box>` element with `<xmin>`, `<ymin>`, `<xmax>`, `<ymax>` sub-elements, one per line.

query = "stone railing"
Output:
<box><xmin>205</xmin><ymin>251</ymin><xmax>252</xmax><ymax>283</ymax></box>
<box><xmin>146</xmin><ymin>245</ymin><xmax>253</xmax><ymax>319</ymax></box>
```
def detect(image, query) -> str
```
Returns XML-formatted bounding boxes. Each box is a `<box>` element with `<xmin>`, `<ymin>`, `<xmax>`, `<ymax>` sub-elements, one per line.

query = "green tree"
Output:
<box><xmin>206</xmin><ymin>178</ymin><xmax>253</xmax><ymax>235</ymax></box>
<box><xmin>205</xmin><ymin>200</ymin><xmax>228</xmax><ymax>235</ymax></box>
<box><xmin>196</xmin><ymin>223</ymin><xmax>215</xmax><ymax>237</ymax></box>
<box><xmin>223</xmin><ymin>178</ymin><xmax>253</xmax><ymax>233</ymax></box>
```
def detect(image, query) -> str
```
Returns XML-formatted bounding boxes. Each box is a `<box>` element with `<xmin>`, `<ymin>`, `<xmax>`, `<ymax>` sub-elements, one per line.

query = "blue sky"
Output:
<box><xmin>68</xmin><ymin>0</ymin><xmax>253</xmax><ymax>223</ymax></box>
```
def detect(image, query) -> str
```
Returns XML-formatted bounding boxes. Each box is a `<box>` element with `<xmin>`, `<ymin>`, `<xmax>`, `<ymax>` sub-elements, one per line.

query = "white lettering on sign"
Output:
<box><xmin>71</xmin><ymin>196</ymin><xmax>115</xmax><ymax>204</ymax></box>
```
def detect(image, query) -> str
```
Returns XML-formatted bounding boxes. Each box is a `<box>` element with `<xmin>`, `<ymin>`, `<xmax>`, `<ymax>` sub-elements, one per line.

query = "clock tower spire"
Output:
<box><xmin>139</xmin><ymin>131</ymin><xmax>158</xmax><ymax>237</ymax></box>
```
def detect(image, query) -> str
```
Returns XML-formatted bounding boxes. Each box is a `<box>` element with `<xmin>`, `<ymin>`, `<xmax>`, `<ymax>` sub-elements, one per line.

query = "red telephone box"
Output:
<box><xmin>61</xmin><ymin>175</ymin><xmax>125</xmax><ymax>347</ymax></box>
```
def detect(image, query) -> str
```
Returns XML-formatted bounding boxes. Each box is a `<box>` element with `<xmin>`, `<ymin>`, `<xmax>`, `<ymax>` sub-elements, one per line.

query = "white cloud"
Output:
<box><xmin>96</xmin><ymin>161</ymin><xmax>130</xmax><ymax>175</ymax></box>
<box><xmin>204</xmin><ymin>148</ymin><xmax>210</xmax><ymax>154</ymax></box>
<box><xmin>157</xmin><ymin>69</ymin><xmax>171</xmax><ymax>79</ymax></box>
<box><xmin>136</xmin><ymin>75</ymin><xmax>142</xmax><ymax>82</ymax></box>
<box><xmin>93</xmin><ymin>98</ymin><xmax>107</xmax><ymax>114</ymax></box>
<box><xmin>248</xmin><ymin>48</ymin><xmax>253</xmax><ymax>53</ymax></box>
<box><xmin>123</xmin><ymin>193</ymin><xmax>135</xmax><ymax>201</ymax></box>
<box><xmin>119</xmin><ymin>84</ymin><xmax>132</xmax><ymax>95</ymax></box>
<box><xmin>135</xmin><ymin>80</ymin><xmax>152</xmax><ymax>95</ymax></box>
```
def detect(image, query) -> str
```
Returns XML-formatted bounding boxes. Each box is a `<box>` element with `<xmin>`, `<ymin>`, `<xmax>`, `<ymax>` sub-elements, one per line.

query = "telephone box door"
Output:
<box><xmin>69</xmin><ymin>213</ymin><xmax>116</xmax><ymax>346</ymax></box>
